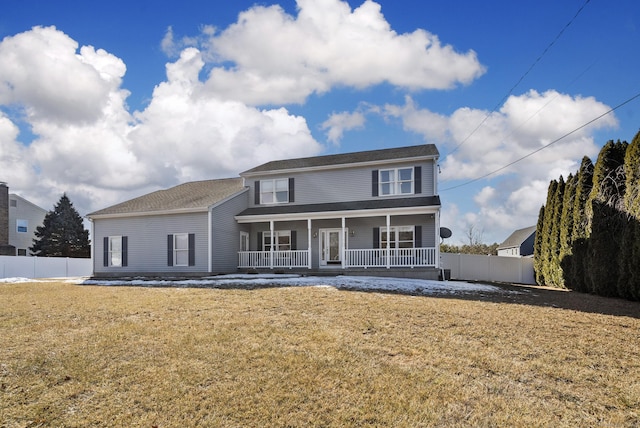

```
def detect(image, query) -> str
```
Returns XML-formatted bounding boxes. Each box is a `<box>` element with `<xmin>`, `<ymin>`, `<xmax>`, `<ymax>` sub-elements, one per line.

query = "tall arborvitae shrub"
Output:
<box><xmin>586</xmin><ymin>140</ymin><xmax>628</xmax><ymax>296</ymax></box>
<box><xmin>556</xmin><ymin>173</ymin><xmax>575</xmax><ymax>288</ymax></box>
<box><xmin>620</xmin><ymin>130</ymin><xmax>640</xmax><ymax>299</ymax></box>
<box><xmin>567</xmin><ymin>157</ymin><xmax>593</xmax><ymax>292</ymax></box>
<box><xmin>533</xmin><ymin>205</ymin><xmax>546</xmax><ymax>285</ymax></box>
<box><xmin>548</xmin><ymin>176</ymin><xmax>565</xmax><ymax>287</ymax></box>
<box><xmin>539</xmin><ymin>180</ymin><xmax>558</xmax><ymax>286</ymax></box>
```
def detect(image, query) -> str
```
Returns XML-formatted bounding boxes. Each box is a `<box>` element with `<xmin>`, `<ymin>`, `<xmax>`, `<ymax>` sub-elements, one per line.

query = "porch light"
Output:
<box><xmin>350</xmin><ymin>230</ymin><xmax>355</xmax><ymax>237</ymax></box>
<box><xmin>313</xmin><ymin>232</ymin><xmax>318</xmax><ymax>238</ymax></box>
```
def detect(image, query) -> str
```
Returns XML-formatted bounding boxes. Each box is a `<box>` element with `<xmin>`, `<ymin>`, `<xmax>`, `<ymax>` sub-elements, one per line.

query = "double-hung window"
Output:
<box><xmin>379</xmin><ymin>168</ymin><xmax>414</xmax><ymax>196</ymax></box>
<box><xmin>380</xmin><ymin>226</ymin><xmax>415</xmax><ymax>249</ymax></box>
<box><xmin>261</xmin><ymin>179</ymin><xmax>289</xmax><ymax>204</ymax></box>
<box><xmin>104</xmin><ymin>236</ymin><xmax>128</xmax><ymax>267</ymax></box>
<box><xmin>262</xmin><ymin>231</ymin><xmax>291</xmax><ymax>252</ymax></box>
<box><xmin>167</xmin><ymin>233</ymin><xmax>195</xmax><ymax>266</ymax></box>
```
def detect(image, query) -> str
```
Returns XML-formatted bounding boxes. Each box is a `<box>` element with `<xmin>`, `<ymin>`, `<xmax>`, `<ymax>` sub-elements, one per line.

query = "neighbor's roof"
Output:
<box><xmin>87</xmin><ymin>178</ymin><xmax>245</xmax><ymax>217</ymax></box>
<box><xmin>241</xmin><ymin>144</ymin><xmax>439</xmax><ymax>175</ymax></box>
<box><xmin>497</xmin><ymin>225</ymin><xmax>537</xmax><ymax>249</ymax></box>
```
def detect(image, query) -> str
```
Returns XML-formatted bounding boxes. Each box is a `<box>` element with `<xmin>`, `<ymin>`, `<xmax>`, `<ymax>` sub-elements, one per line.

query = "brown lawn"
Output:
<box><xmin>0</xmin><ymin>280</ymin><xmax>638</xmax><ymax>427</ymax></box>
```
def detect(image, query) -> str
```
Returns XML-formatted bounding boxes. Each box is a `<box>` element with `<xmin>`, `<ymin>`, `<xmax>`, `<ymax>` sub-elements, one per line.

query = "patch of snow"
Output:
<box><xmin>70</xmin><ymin>274</ymin><xmax>515</xmax><ymax>296</ymax></box>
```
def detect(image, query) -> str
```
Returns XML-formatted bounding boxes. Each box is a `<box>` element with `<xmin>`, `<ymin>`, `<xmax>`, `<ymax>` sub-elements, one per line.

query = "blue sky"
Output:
<box><xmin>1</xmin><ymin>0</ymin><xmax>638</xmax><ymax>244</ymax></box>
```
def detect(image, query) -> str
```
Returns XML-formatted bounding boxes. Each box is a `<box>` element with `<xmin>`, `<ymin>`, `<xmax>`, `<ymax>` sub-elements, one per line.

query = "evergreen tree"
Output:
<box><xmin>586</xmin><ymin>140</ymin><xmax>628</xmax><ymax>295</ymax></box>
<box><xmin>567</xmin><ymin>157</ymin><xmax>593</xmax><ymax>292</ymax></box>
<box><xmin>533</xmin><ymin>205</ymin><xmax>546</xmax><ymax>285</ymax></box>
<box><xmin>547</xmin><ymin>176</ymin><xmax>565</xmax><ymax>287</ymax></box>
<box><xmin>556</xmin><ymin>173</ymin><xmax>575</xmax><ymax>288</ymax></box>
<box><xmin>620</xmin><ymin>130</ymin><xmax>640</xmax><ymax>299</ymax></box>
<box><xmin>30</xmin><ymin>194</ymin><xmax>91</xmax><ymax>258</ymax></box>
<box><xmin>538</xmin><ymin>179</ymin><xmax>558</xmax><ymax>286</ymax></box>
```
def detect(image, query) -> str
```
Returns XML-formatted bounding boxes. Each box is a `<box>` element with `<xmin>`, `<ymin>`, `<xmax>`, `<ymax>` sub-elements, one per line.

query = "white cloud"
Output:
<box><xmin>382</xmin><ymin>90</ymin><xmax>618</xmax><ymax>243</ymax></box>
<box><xmin>321</xmin><ymin>111</ymin><xmax>366</xmax><ymax>144</ymax></box>
<box><xmin>0</xmin><ymin>27</ymin><xmax>322</xmax><ymax>216</ymax></box>
<box><xmin>198</xmin><ymin>0</ymin><xmax>485</xmax><ymax>105</ymax></box>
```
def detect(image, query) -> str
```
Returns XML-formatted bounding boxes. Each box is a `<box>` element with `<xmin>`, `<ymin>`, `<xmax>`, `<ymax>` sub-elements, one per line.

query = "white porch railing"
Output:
<box><xmin>238</xmin><ymin>248</ymin><xmax>437</xmax><ymax>269</ymax></box>
<box><xmin>345</xmin><ymin>247</ymin><xmax>437</xmax><ymax>268</ymax></box>
<box><xmin>238</xmin><ymin>250</ymin><xmax>310</xmax><ymax>269</ymax></box>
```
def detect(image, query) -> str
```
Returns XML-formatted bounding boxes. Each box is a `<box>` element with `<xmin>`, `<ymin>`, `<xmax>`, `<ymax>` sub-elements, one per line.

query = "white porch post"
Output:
<box><xmin>435</xmin><ymin>211</ymin><xmax>441</xmax><ymax>269</ymax></box>
<box><xmin>341</xmin><ymin>217</ymin><xmax>346</xmax><ymax>269</ymax></box>
<box><xmin>269</xmin><ymin>220</ymin><xmax>274</xmax><ymax>269</ymax></box>
<box><xmin>307</xmin><ymin>218</ymin><xmax>312</xmax><ymax>269</ymax></box>
<box><xmin>386</xmin><ymin>214</ymin><xmax>391</xmax><ymax>269</ymax></box>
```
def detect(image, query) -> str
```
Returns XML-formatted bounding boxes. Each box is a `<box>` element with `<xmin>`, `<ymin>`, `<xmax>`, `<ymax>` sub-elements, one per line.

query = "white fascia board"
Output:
<box><xmin>235</xmin><ymin>205</ymin><xmax>439</xmax><ymax>223</ymax></box>
<box><xmin>240</xmin><ymin>155</ymin><xmax>438</xmax><ymax>178</ymax></box>
<box><xmin>87</xmin><ymin>207</ymin><xmax>209</xmax><ymax>220</ymax></box>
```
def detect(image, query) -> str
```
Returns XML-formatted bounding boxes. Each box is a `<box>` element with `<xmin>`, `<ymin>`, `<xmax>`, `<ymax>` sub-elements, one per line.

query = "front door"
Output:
<box><xmin>319</xmin><ymin>229</ymin><xmax>347</xmax><ymax>266</ymax></box>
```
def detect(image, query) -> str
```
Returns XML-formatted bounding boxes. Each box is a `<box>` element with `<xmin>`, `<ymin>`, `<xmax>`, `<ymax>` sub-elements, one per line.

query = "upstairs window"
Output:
<box><xmin>255</xmin><ymin>178</ymin><xmax>294</xmax><ymax>204</ymax></box>
<box><xmin>16</xmin><ymin>219</ymin><xmax>28</xmax><ymax>233</ymax></box>
<box><xmin>373</xmin><ymin>167</ymin><xmax>421</xmax><ymax>196</ymax></box>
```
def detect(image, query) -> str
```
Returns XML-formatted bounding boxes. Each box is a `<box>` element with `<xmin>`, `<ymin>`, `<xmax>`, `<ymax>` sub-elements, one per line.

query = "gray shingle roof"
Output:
<box><xmin>497</xmin><ymin>225</ymin><xmax>536</xmax><ymax>249</ymax></box>
<box><xmin>241</xmin><ymin>144</ymin><xmax>439</xmax><ymax>175</ymax></box>
<box><xmin>88</xmin><ymin>178</ymin><xmax>245</xmax><ymax>217</ymax></box>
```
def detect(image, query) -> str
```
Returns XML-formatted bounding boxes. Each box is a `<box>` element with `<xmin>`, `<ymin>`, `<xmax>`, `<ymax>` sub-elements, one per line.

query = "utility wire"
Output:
<box><xmin>446</xmin><ymin>0</ymin><xmax>592</xmax><ymax>157</ymax></box>
<box><xmin>441</xmin><ymin>90</ymin><xmax>640</xmax><ymax>192</ymax></box>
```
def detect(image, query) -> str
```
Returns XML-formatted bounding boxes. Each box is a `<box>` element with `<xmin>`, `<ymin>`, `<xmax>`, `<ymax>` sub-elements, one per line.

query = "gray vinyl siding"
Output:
<box><xmin>93</xmin><ymin>212</ymin><xmax>209</xmax><ymax>275</ymax></box>
<box><xmin>8</xmin><ymin>195</ymin><xmax>47</xmax><ymax>256</ymax></box>
<box><xmin>210</xmin><ymin>190</ymin><xmax>249</xmax><ymax>273</ymax></box>
<box><xmin>247</xmin><ymin>159</ymin><xmax>436</xmax><ymax>208</ymax></box>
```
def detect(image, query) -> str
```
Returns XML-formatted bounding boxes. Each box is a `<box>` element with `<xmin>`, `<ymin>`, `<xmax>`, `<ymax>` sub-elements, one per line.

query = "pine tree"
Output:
<box><xmin>30</xmin><ymin>194</ymin><xmax>91</xmax><ymax>258</ymax></box>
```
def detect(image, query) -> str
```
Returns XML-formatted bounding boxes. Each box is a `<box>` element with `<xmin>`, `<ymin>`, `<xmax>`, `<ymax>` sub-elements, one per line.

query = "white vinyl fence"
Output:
<box><xmin>441</xmin><ymin>253</ymin><xmax>536</xmax><ymax>285</ymax></box>
<box><xmin>0</xmin><ymin>256</ymin><xmax>92</xmax><ymax>279</ymax></box>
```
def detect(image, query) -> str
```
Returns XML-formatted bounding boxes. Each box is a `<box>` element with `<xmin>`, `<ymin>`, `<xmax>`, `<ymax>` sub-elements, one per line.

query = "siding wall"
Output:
<box><xmin>93</xmin><ymin>212</ymin><xmax>209</xmax><ymax>275</ymax></box>
<box><xmin>8</xmin><ymin>195</ymin><xmax>47</xmax><ymax>256</ymax></box>
<box><xmin>247</xmin><ymin>159</ymin><xmax>436</xmax><ymax>208</ymax></box>
<box><xmin>210</xmin><ymin>191</ymin><xmax>250</xmax><ymax>273</ymax></box>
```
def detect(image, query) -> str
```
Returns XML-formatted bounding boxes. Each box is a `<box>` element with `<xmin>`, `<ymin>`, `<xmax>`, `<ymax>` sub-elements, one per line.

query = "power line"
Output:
<box><xmin>441</xmin><ymin>90</ymin><xmax>640</xmax><ymax>192</ymax></box>
<box><xmin>446</xmin><ymin>0</ymin><xmax>592</xmax><ymax>157</ymax></box>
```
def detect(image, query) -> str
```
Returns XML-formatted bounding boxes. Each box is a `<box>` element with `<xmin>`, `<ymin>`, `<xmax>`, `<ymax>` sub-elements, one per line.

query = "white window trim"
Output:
<box><xmin>262</xmin><ymin>230</ymin><xmax>291</xmax><ymax>252</ymax></box>
<box><xmin>260</xmin><ymin>178</ymin><xmax>289</xmax><ymax>204</ymax></box>
<box><xmin>16</xmin><ymin>219</ymin><xmax>28</xmax><ymax>233</ymax></box>
<box><xmin>380</xmin><ymin>226</ymin><xmax>415</xmax><ymax>248</ymax></box>
<box><xmin>108</xmin><ymin>236</ymin><xmax>123</xmax><ymax>267</ymax></box>
<box><xmin>173</xmin><ymin>233</ymin><xmax>189</xmax><ymax>267</ymax></box>
<box><xmin>379</xmin><ymin>168</ymin><xmax>414</xmax><ymax>196</ymax></box>
<box><xmin>240</xmin><ymin>231</ymin><xmax>250</xmax><ymax>252</ymax></box>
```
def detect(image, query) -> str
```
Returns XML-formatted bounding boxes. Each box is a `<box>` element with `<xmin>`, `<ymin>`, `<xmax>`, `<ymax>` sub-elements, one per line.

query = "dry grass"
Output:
<box><xmin>1</xmin><ymin>280</ymin><xmax>639</xmax><ymax>427</ymax></box>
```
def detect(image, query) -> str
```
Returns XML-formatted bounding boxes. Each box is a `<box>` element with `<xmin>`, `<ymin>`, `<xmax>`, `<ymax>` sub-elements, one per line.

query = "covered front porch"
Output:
<box><xmin>235</xmin><ymin>205</ymin><xmax>440</xmax><ymax>271</ymax></box>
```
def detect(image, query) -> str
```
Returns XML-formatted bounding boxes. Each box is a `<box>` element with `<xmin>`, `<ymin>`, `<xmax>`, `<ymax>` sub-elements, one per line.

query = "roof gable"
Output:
<box><xmin>88</xmin><ymin>178</ymin><xmax>245</xmax><ymax>217</ymax></box>
<box><xmin>241</xmin><ymin>144</ymin><xmax>439</xmax><ymax>175</ymax></box>
<box><xmin>497</xmin><ymin>225</ymin><xmax>536</xmax><ymax>249</ymax></box>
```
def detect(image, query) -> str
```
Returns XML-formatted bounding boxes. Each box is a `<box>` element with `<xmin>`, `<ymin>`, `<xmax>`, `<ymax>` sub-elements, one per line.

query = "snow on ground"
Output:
<box><xmin>2</xmin><ymin>274</ymin><xmax>522</xmax><ymax>296</ymax></box>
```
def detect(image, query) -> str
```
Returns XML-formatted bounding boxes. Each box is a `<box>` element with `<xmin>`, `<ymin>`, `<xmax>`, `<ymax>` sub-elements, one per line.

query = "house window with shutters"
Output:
<box><xmin>262</xmin><ymin>231</ymin><xmax>292</xmax><ymax>251</ymax></box>
<box><xmin>380</xmin><ymin>226</ymin><xmax>415</xmax><ymax>248</ymax></box>
<box><xmin>372</xmin><ymin>167</ymin><xmax>421</xmax><ymax>196</ymax></box>
<box><xmin>255</xmin><ymin>178</ymin><xmax>295</xmax><ymax>205</ymax></box>
<box><xmin>104</xmin><ymin>236</ymin><xmax>128</xmax><ymax>267</ymax></box>
<box><xmin>167</xmin><ymin>233</ymin><xmax>195</xmax><ymax>267</ymax></box>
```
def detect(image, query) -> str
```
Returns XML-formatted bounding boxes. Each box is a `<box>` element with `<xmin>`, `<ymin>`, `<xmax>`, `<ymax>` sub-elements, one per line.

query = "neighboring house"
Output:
<box><xmin>87</xmin><ymin>144</ymin><xmax>442</xmax><ymax>278</ymax></box>
<box><xmin>0</xmin><ymin>182</ymin><xmax>47</xmax><ymax>256</ymax></box>
<box><xmin>497</xmin><ymin>225</ymin><xmax>536</xmax><ymax>257</ymax></box>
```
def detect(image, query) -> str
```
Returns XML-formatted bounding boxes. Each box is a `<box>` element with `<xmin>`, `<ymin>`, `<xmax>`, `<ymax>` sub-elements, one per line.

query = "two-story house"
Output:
<box><xmin>87</xmin><ymin>144</ymin><xmax>442</xmax><ymax>278</ymax></box>
<box><xmin>0</xmin><ymin>182</ymin><xmax>48</xmax><ymax>256</ymax></box>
